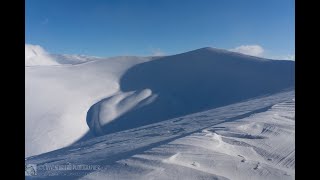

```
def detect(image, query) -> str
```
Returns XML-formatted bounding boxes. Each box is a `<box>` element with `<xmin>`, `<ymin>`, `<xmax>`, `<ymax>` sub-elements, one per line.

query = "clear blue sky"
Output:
<box><xmin>26</xmin><ymin>0</ymin><xmax>294</xmax><ymax>58</ymax></box>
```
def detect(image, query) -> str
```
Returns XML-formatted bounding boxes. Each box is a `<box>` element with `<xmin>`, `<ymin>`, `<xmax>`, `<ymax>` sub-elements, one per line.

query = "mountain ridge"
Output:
<box><xmin>25</xmin><ymin>45</ymin><xmax>294</xmax><ymax>158</ymax></box>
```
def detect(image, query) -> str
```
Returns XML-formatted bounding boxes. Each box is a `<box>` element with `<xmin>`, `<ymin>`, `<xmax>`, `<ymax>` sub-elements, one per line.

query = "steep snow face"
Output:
<box><xmin>25</xmin><ymin>90</ymin><xmax>294</xmax><ymax>179</ymax></box>
<box><xmin>25</xmin><ymin>44</ymin><xmax>59</xmax><ymax>66</ymax></box>
<box><xmin>25</xmin><ymin>55</ymin><xmax>154</xmax><ymax>157</ymax></box>
<box><xmin>87</xmin><ymin>89</ymin><xmax>157</xmax><ymax>135</ymax></box>
<box><xmin>88</xmin><ymin>47</ymin><xmax>294</xmax><ymax>135</ymax></box>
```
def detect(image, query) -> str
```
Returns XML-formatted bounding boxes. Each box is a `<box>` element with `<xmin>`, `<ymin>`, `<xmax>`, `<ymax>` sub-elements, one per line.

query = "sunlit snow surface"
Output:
<box><xmin>26</xmin><ymin>90</ymin><xmax>294</xmax><ymax>180</ymax></box>
<box><xmin>26</xmin><ymin>45</ymin><xmax>294</xmax><ymax>179</ymax></box>
<box><xmin>26</xmin><ymin>46</ymin><xmax>294</xmax><ymax>157</ymax></box>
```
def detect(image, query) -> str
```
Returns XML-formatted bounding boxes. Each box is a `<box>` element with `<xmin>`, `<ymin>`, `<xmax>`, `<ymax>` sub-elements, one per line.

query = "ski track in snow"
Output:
<box><xmin>25</xmin><ymin>90</ymin><xmax>294</xmax><ymax>180</ymax></box>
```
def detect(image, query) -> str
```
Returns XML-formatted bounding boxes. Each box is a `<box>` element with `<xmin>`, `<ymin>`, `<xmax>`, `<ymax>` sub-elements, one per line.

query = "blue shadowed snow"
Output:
<box><xmin>87</xmin><ymin>48</ymin><xmax>294</xmax><ymax>136</ymax></box>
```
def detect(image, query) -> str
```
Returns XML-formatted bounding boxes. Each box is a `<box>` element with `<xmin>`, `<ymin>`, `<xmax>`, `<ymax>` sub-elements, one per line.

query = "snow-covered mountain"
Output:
<box><xmin>26</xmin><ymin>90</ymin><xmax>294</xmax><ymax>179</ymax></box>
<box><xmin>25</xmin><ymin>44</ymin><xmax>59</xmax><ymax>66</ymax></box>
<box><xmin>25</xmin><ymin>45</ymin><xmax>294</xmax><ymax>179</ymax></box>
<box><xmin>89</xmin><ymin>47</ymin><xmax>294</xmax><ymax>136</ymax></box>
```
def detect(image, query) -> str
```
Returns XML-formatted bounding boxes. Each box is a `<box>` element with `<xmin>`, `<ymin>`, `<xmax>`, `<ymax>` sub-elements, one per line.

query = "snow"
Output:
<box><xmin>88</xmin><ymin>47</ymin><xmax>294</xmax><ymax>135</ymax></box>
<box><xmin>50</xmin><ymin>54</ymin><xmax>102</xmax><ymax>65</ymax></box>
<box><xmin>25</xmin><ymin>44</ymin><xmax>59</xmax><ymax>66</ymax></box>
<box><xmin>25</xmin><ymin>45</ymin><xmax>294</xmax><ymax>179</ymax></box>
<box><xmin>87</xmin><ymin>89</ymin><xmax>156</xmax><ymax>135</ymax></box>
<box><xmin>26</xmin><ymin>48</ymin><xmax>155</xmax><ymax>157</ymax></box>
<box><xmin>25</xmin><ymin>90</ymin><xmax>294</xmax><ymax>179</ymax></box>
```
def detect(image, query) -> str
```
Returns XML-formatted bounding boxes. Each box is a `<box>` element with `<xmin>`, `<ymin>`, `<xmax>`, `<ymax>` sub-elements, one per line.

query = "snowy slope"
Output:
<box><xmin>26</xmin><ymin>52</ymin><xmax>155</xmax><ymax>157</ymax></box>
<box><xmin>25</xmin><ymin>90</ymin><xmax>294</xmax><ymax>180</ymax></box>
<box><xmin>25</xmin><ymin>46</ymin><xmax>294</xmax><ymax>159</ymax></box>
<box><xmin>88</xmin><ymin>47</ymin><xmax>294</xmax><ymax>136</ymax></box>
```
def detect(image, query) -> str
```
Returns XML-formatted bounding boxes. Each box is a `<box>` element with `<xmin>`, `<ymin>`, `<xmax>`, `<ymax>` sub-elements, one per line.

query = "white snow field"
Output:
<box><xmin>26</xmin><ymin>44</ymin><xmax>157</xmax><ymax>157</ymax></box>
<box><xmin>25</xmin><ymin>90</ymin><xmax>294</xmax><ymax>179</ymax></box>
<box><xmin>25</xmin><ymin>45</ymin><xmax>294</xmax><ymax>179</ymax></box>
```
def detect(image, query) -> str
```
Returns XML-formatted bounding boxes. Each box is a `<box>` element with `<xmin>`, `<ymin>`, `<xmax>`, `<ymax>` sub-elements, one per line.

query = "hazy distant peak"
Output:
<box><xmin>25</xmin><ymin>44</ymin><xmax>59</xmax><ymax>66</ymax></box>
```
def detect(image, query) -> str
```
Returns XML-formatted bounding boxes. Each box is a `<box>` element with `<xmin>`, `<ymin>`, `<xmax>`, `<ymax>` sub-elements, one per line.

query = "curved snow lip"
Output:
<box><xmin>86</xmin><ymin>89</ymin><xmax>157</xmax><ymax>136</ymax></box>
<box><xmin>106</xmin><ymin>48</ymin><xmax>294</xmax><ymax>134</ymax></box>
<box><xmin>84</xmin><ymin>47</ymin><xmax>294</xmax><ymax>137</ymax></box>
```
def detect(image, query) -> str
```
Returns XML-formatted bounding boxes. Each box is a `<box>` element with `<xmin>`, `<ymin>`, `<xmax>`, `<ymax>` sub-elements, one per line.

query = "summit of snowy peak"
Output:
<box><xmin>179</xmin><ymin>46</ymin><xmax>270</xmax><ymax>61</ymax></box>
<box><xmin>25</xmin><ymin>44</ymin><xmax>59</xmax><ymax>66</ymax></box>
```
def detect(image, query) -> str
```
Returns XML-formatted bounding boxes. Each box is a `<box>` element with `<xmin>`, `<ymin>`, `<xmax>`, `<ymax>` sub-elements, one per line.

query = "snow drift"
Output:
<box><xmin>25</xmin><ymin>53</ymin><xmax>155</xmax><ymax>157</ymax></box>
<box><xmin>25</xmin><ymin>90</ymin><xmax>295</xmax><ymax>179</ymax></box>
<box><xmin>26</xmin><ymin>46</ymin><xmax>294</xmax><ymax>158</ymax></box>
<box><xmin>87</xmin><ymin>47</ymin><xmax>294</xmax><ymax>136</ymax></box>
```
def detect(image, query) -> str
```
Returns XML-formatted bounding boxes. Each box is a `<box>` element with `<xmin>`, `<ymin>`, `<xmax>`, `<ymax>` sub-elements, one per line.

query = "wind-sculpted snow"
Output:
<box><xmin>89</xmin><ymin>47</ymin><xmax>294</xmax><ymax>135</ymax></box>
<box><xmin>87</xmin><ymin>89</ymin><xmax>157</xmax><ymax>135</ymax></box>
<box><xmin>25</xmin><ymin>55</ymin><xmax>155</xmax><ymax>157</ymax></box>
<box><xmin>26</xmin><ymin>47</ymin><xmax>294</xmax><ymax>158</ymax></box>
<box><xmin>25</xmin><ymin>90</ymin><xmax>294</xmax><ymax>179</ymax></box>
